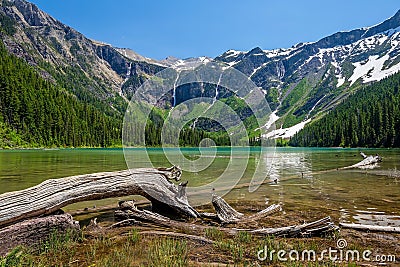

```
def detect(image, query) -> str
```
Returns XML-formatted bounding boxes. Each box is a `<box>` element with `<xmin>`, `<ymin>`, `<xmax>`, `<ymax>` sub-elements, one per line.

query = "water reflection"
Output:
<box><xmin>265</xmin><ymin>151</ymin><xmax>313</xmax><ymax>182</ymax></box>
<box><xmin>1</xmin><ymin>148</ymin><xmax>399</xmax><ymax>227</ymax></box>
<box><xmin>340</xmin><ymin>208</ymin><xmax>400</xmax><ymax>226</ymax></box>
<box><xmin>258</xmin><ymin>149</ymin><xmax>400</xmax><ymax>227</ymax></box>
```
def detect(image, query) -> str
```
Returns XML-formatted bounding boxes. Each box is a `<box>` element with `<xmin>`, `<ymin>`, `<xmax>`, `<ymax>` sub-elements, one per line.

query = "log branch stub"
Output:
<box><xmin>245</xmin><ymin>204</ymin><xmax>282</xmax><ymax>221</ymax></box>
<box><xmin>212</xmin><ymin>194</ymin><xmax>244</xmax><ymax>223</ymax></box>
<box><xmin>199</xmin><ymin>203</ymin><xmax>281</xmax><ymax>224</ymax></box>
<box><xmin>177</xmin><ymin>181</ymin><xmax>189</xmax><ymax>203</ymax></box>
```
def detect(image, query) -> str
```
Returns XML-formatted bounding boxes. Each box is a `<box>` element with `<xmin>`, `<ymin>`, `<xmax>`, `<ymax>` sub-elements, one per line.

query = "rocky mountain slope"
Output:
<box><xmin>289</xmin><ymin>71</ymin><xmax>400</xmax><ymax>147</ymax></box>
<box><xmin>216</xmin><ymin>10</ymin><xmax>400</xmax><ymax>137</ymax></box>
<box><xmin>0</xmin><ymin>0</ymin><xmax>164</xmax><ymax>114</ymax></box>
<box><xmin>1</xmin><ymin>0</ymin><xmax>400</xmax><ymax>142</ymax></box>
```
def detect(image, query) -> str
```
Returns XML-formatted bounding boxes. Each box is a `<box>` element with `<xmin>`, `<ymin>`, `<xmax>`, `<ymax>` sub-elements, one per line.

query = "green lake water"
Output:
<box><xmin>0</xmin><ymin>147</ymin><xmax>399</xmax><ymax>226</ymax></box>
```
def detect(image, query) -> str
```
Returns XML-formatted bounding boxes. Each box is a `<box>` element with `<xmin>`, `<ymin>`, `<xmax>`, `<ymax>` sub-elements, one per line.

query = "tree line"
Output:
<box><xmin>0</xmin><ymin>43</ymin><xmax>121</xmax><ymax>147</ymax></box>
<box><xmin>290</xmin><ymin>72</ymin><xmax>400</xmax><ymax>147</ymax></box>
<box><xmin>0</xmin><ymin>42</ymin><xmax>235</xmax><ymax>148</ymax></box>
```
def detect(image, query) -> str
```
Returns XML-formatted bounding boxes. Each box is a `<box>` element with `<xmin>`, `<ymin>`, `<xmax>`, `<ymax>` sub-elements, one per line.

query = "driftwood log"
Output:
<box><xmin>0</xmin><ymin>166</ymin><xmax>197</xmax><ymax>228</ymax></box>
<box><xmin>115</xmin><ymin>201</ymin><xmax>337</xmax><ymax>238</ymax></box>
<box><xmin>343</xmin><ymin>152</ymin><xmax>382</xmax><ymax>169</ymax></box>
<box><xmin>0</xmin><ymin>165</ymin><xmax>338</xmax><ymax>256</ymax></box>
<box><xmin>340</xmin><ymin>222</ymin><xmax>400</xmax><ymax>233</ymax></box>
<box><xmin>0</xmin><ymin>214</ymin><xmax>79</xmax><ymax>256</ymax></box>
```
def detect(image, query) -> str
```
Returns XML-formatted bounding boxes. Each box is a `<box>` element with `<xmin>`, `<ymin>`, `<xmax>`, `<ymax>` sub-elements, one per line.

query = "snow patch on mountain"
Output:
<box><xmin>224</xmin><ymin>50</ymin><xmax>242</xmax><ymax>58</ymax></box>
<box><xmin>359</xmin><ymin>35</ymin><xmax>388</xmax><ymax>50</ymax></box>
<box><xmin>265</xmin><ymin>111</ymin><xmax>280</xmax><ymax>130</ymax></box>
<box><xmin>263</xmin><ymin>48</ymin><xmax>295</xmax><ymax>58</ymax></box>
<box><xmin>226</xmin><ymin>61</ymin><xmax>239</xmax><ymax>67</ymax></box>
<box><xmin>255</xmin><ymin>111</ymin><xmax>280</xmax><ymax>132</ymax></box>
<box><xmin>250</xmin><ymin>62</ymin><xmax>268</xmax><ymax>78</ymax></box>
<box><xmin>169</xmin><ymin>57</ymin><xmax>213</xmax><ymax>70</ymax></box>
<box><xmin>306</xmin><ymin>96</ymin><xmax>326</xmax><ymax>119</ymax></box>
<box><xmin>349</xmin><ymin>54</ymin><xmax>400</xmax><ymax>85</ymax></box>
<box><xmin>199</xmin><ymin>56</ymin><xmax>211</xmax><ymax>63</ymax></box>
<box><xmin>265</xmin><ymin>119</ymin><xmax>311</xmax><ymax>139</ymax></box>
<box><xmin>336</xmin><ymin>76</ymin><xmax>346</xmax><ymax>87</ymax></box>
<box><xmin>330</xmin><ymin>61</ymin><xmax>346</xmax><ymax>87</ymax></box>
<box><xmin>350</xmin><ymin>55</ymin><xmax>386</xmax><ymax>85</ymax></box>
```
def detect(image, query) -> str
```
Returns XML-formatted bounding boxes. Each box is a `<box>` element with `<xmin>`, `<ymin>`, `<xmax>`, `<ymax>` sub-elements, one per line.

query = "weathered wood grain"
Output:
<box><xmin>0</xmin><ymin>214</ymin><xmax>80</xmax><ymax>256</ymax></box>
<box><xmin>0</xmin><ymin>166</ymin><xmax>197</xmax><ymax>228</ymax></box>
<box><xmin>115</xmin><ymin>201</ymin><xmax>338</xmax><ymax>238</ymax></box>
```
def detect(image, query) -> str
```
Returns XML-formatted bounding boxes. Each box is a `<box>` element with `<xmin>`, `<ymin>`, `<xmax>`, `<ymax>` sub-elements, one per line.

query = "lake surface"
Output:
<box><xmin>0</xmin><ymin>147</ymin><xmax>399</xmax><ymax>226</ymax></box>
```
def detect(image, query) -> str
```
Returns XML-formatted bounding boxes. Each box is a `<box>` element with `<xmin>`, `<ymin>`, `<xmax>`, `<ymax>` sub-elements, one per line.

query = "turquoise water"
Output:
<box><xmin>0</xmin><ymin>147</ymin><xmax>399</xmax><ymax>226</ymax></box>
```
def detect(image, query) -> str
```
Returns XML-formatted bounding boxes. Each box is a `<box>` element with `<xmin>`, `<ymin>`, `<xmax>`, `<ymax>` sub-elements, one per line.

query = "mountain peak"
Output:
<box><xmin>247</xmin><ymin>47</ymin><xmax>264</xmax><ymax>55</ymax></box>
<box><xmin>5</xmin><ymin>0</ymin><xmax>51</xmax><ymax>27</ymax></box>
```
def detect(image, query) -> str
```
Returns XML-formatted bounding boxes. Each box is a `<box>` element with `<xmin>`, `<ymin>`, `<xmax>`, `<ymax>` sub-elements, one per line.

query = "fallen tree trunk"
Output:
<box><xmin>343</xmin><ymin>152</ymin><xmax>382</xmax><ymax>169</ymax></box>
<box><xmin>340</xmin><ymin>222</ymin><xmax>400</xmax><ymax>233</ymax></box>
<box><xmin>0</xmin><ymin>214</ymin><xmax>80</xmax><ymax>256</ymax></box>
<box><xmin>115</xmin><ymin>202</ymin><xmax>337</xmax><ymax>238</ymax></box>
<box><xmin>252</xmin><ymin>216</ymin><xmax>337</xmax><ymax>236</ymax></box>
<box><xmin>0</xmin><ymin>166</ymin><xmax>198</xmax><ymax>228</ymax></box>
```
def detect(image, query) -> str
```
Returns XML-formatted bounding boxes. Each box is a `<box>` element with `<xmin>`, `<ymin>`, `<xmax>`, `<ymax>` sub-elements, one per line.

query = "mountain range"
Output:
<box><xmin>215</xmin><ymin>10</ymin><xmax>400</xmax><ymax>137</ymax></box>
<box><xmin>1</xmin><ymin>0</ymin><xmax>400</xmax><ymax>147</ymax></box>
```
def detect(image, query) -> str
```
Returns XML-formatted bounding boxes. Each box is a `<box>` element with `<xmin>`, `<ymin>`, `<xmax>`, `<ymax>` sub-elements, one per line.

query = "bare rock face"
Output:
<box><xmin>1</xmin><ymin>0</ymin><xmax>400</xmax><ymax>130</ymax></box>
<box><xmin>0</xmin><ymin>0</ymin><xmax>165</xmax><ymax>111</ymax></box>
<box><xmin>12</xmin><ymin>0</ymin><xmax>55</xmax><ymax>26</ymax></box>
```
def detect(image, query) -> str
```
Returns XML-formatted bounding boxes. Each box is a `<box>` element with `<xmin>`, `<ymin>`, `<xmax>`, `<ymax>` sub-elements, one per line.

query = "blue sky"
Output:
<box><xmin>29</xmin><ymin>0</ymin><xmax>400</xmax><ymax>60</ymax></box>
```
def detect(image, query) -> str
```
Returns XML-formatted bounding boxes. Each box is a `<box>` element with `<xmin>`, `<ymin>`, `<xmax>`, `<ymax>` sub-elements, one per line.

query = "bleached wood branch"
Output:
<box><xmin>0</xmin><ymin>166</ymin><xmax>197</xmax><ymax>228</ymax></box>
